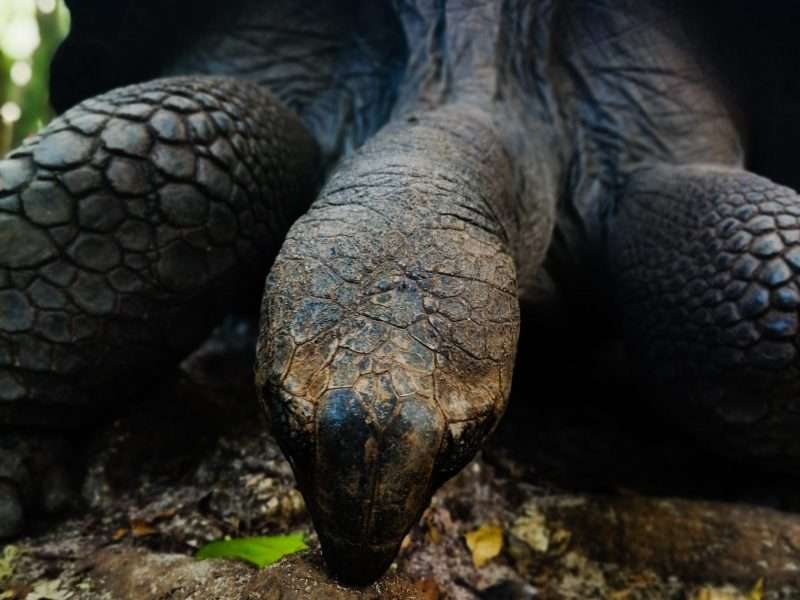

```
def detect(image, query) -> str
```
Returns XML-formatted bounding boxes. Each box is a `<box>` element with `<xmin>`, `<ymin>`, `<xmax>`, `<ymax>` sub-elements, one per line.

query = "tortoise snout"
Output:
<box><xmin>298</xmin><ymin>386</ymin><xmax>444</xmax><ymax>583</ymax></box>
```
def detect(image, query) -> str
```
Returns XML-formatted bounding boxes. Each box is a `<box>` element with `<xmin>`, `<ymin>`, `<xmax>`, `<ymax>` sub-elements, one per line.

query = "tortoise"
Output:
<box><xmin>2</xmin><ymin>0</ymin><xmax>800</xmax><ymax>584</ymax></box>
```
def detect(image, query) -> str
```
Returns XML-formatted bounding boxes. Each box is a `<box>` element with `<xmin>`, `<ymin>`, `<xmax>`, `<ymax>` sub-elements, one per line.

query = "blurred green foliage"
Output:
<box><xmin>0</xmin><ymin>0</ymin><xmax>70</xmax><ymax>154</ymax></box>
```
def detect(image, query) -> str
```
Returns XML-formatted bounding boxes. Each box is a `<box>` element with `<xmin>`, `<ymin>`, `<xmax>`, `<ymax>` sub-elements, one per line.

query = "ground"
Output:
<box><xmin>2</xmin><ymin>317</ymin><xmax>800</xmax><ymax>599</ymax></box>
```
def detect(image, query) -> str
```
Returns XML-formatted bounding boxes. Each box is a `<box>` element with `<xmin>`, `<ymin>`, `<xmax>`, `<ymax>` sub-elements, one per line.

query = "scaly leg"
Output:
<box><xmin>608</xmin><ymin>164</ymin><xmax>800</xmax><ymax>463</ymax></box>
<box><xmin>0</xmin><ymin>76</ymin><xmax>320</xmax><ymax>536</ymax></box>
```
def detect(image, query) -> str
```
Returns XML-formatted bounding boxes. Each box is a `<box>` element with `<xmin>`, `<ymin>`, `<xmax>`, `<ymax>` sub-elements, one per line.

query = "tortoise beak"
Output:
<box><xmin>268</xmin><ymin>386</ymin><xmax>445</xmax><ymax>584</ymax></box>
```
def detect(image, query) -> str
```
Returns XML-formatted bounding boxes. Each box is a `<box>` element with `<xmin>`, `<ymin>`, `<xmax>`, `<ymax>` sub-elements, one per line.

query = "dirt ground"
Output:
<box><xmin>2</xmin><ymin>318</ymin><xmax>800</xmax><ymax>599</ymax></box>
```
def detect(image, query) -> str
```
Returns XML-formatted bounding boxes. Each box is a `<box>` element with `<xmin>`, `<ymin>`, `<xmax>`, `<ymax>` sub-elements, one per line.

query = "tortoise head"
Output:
<box><xmin>255</xmin><ymin>108</ymin><xmax>521</xmax><ymax>583</ymax></box>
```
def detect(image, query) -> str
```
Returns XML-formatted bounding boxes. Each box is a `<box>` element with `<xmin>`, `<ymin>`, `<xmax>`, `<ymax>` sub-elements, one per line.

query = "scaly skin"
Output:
<box><xmin>609</xmin><ymin>166</ymin><xmax>800</xmax><ymax>460</ymax></box>
<box><xmin>0</xmin><ymin>76</ymin><xmax>320</xmax><ymax>534</ymax></box>
<box><xmin>3</xmin><ymin>0</ymin><xmax>800</xmax><ymax>585</ymax></box>
<box><xmin>0</xmin><ymin>76</ymin><xmax>319</xmax><ymax>425</ymax></box>
<box><xmin>257</xmin><ymin>107</ymin><xmax>520</xmax><ymax>581</ymax></box>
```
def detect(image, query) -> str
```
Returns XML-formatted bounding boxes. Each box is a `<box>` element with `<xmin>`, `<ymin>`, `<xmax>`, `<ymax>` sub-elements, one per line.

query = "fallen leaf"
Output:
<box><xmin>111</xmin><ymin>529</ymin><xmax>128</xmax><ymax>541</ymax></box>
<box><xmin>25</xmin><ymin>579</ymin><xmax>72</xmax><ymax>600</ymax></box>
<box><xmin>428</xmin><ymin>525</ymin><xmax>442</xmax><ymax>544</ymax></box>
<box><xmin>749</xmin><ymin>579</ymin><xmax>764</xmax><ymax>600</ymax></box>
<box><xmin>196</xmin><ymin>533</ymin><xmax>307</xmax><ymax>569</ymax></box>
<box><xmin>129</xmin><ymin>520</ymin><xmax>157</xmax><ymax>538</ymax></box>
<box><xmin>511</xmin><ymin>505</ymin><xmax>550</xmax><ymax>553</ymax></box>
<box><xmin>415</xmin><ymin>578</ymin><xmax>439</xmax><ymax>600</ymax></box>
<box><xmin>692</xmin><ymin>586</ymin><xmax>751</xmax><ymax>600</ymax></box>
<box><xmin>0</xmin><ymin>546</ymin><xmax>18</xmax><ymax>584</ymax></box>
<box><xmin>465</xmin><ymin>524</ymin><xmax>503</xmax><ymax>569</ymax></box>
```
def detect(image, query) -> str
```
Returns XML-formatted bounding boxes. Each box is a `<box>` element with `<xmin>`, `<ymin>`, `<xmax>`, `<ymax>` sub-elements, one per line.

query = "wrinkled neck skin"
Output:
<box><xmin>162</xmin><ymin>0</ymin><xmax>744</xmax><ymax>310</ymax></box>
<box><xmin>388</xmin><ymin>0</ymin><xmax>744</xmax><ymax>313</ymax></box>
<box><xmin>160</xmin><ymin>0</ymin><xmax>565</xmax><ymax>302</ymax></box>
<box><xmin>390</xmin><ymin>0</ymin><xmax>564</xmax><ymax>304</ymax></box>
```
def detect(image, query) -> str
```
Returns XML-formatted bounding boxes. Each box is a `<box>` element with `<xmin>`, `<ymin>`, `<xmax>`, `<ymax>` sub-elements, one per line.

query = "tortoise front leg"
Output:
<box><xmin>608</xmin><ymin>163</ymin><xmax>800</xmax><ymax>462</ymax></box>
<box><xmin>0</xmin><ymin>76</ymin><xmax>320</xmax><ymax>536</ymax></box>
<box><xmin>257</xmin><ymin>107</ymin><xmax>521</xmax><ymax>582</ymax></box>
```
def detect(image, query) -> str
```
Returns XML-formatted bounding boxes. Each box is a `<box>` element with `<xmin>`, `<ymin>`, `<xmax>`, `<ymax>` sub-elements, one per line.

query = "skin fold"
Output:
<box><xmin>1</xmin><ymin>0</ymin><xmax>799</xmax><ymax>584</ymax></box>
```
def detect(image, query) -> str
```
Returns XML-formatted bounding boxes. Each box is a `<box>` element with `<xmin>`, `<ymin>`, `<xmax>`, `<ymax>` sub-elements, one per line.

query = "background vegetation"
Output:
<box><xmin>0</xmin><ymin>0</ymin><xmax>70</xmax><ymax>155</ymax></box>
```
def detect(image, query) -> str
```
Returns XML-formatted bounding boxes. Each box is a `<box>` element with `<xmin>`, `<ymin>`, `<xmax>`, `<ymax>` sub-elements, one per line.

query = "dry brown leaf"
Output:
<box><xmin>428</xmin><ymin>525</ymin><xmax>442</xmax><ymax>544</ymax></box>
<box><xmin>129</xmin><ymin>519</ymin><xmax>157</xmax><ymax>538</ymax></box>
<box><xmin>465</xmin><ymin>524</ymin><xmax>503</xmax><ymax>569</ymax></box>
<box><xmin>415</xmin><ymin>578</ymin><xmax>440</xmax><ymax>600</ymax></box>
<box><xmin>154</xmin><ymin>508</ymin><xmax>177</xmax><ymax>521</ymax></box>
<box><xmin>111</xmin><ymin>528</ymin><xmax>128</xmax><ymax>541</ymax></box>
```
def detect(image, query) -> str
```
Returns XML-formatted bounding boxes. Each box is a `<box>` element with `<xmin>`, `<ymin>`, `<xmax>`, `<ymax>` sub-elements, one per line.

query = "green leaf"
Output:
<box><xmin>196</xmin><ymin>534</ymin><xmax>307</xmax><ymax>569</ymax></box>
<box><xmin>0</xmin><ymin>545</ymin><xmax>18</xmax><ymax>584</ymax></box>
